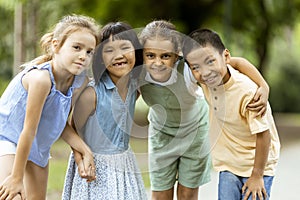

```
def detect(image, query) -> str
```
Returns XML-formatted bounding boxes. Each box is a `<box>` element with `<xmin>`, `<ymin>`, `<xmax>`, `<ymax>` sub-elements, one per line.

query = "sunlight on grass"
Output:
<box><xmin>48</xmin><ymin>160</ymin><xmax>68</xmax><ymax>191</ymax></box>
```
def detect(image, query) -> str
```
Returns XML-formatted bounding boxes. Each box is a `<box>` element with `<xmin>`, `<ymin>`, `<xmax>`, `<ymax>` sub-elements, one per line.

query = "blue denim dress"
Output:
<box><xmin>62</xmin><ymin>71</ymin><xmax>147</xmax><ymax>200</ymax></box>
<box><xmin>83</xmin><ymin>71</ymin><xmax>136</xmax><ymax>154</ymax></box>
<box><xmin>0</xmin><ymin>62</ymin><xmax>85</xmax><ymax>167</ymax></box>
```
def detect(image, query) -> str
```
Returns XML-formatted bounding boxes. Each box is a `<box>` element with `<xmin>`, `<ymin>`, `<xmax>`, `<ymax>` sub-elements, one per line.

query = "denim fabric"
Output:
<box><xmin>218</xmin><ymin>171</ymin><xmax>274</xmax><ymax>200</ymax></box>
<box><xmin>83</xmin><ymin>72</ymin><xmax>137</xmax><ymax>154</ymax></box>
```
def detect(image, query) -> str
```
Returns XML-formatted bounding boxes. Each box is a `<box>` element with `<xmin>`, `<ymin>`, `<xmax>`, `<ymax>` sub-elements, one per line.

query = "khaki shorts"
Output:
<box><xmin>0</xmin><ymin>140</ymin><xmax>17</xmax><ymax>156</ymax></box>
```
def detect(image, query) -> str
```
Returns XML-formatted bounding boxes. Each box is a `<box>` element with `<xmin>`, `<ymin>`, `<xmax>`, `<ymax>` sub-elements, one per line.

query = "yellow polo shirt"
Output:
<box><xmin>201</xmin><ymin>65</ymin><xmax>280</xmax><ymax>177</ymax></box>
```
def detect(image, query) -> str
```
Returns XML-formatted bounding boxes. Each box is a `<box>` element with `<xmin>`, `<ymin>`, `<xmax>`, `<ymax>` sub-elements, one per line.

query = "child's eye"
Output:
<box><xmin>145</xmin><ymin>53</ymin><xmax>154</xmax><ymax>59</ymax></box>
<box><xmin>122</xmin><ymin>46</ymin><xmax>132</xmax><ymax>50</ymax></box>
<box><xmin>191</xmin><ymin>65</ymin><xmax>200</xmax><ymax>71</ymax></box>
<box><xmin>87</xmin><ymin>50</ymin><xmax>94</xmax><ymax>56</ymax></box>
<box><xmin>162</xmin><ymin>54</ymin><xmax>171</xmax><ymax>59</ymax></box>
<box><xmin>73</xmin><ymin>46</ymin><xmax>80</xmax><ymax>50</ymax></box>
<box><xmin>207</xmin><ymin>59</ymin><xmax>215</xmax><ymax>65</ymax></box>
<box><xmin>103</xmin><ymin>49</ymin><xmax>113</xmax><ymax>53</ymax></box>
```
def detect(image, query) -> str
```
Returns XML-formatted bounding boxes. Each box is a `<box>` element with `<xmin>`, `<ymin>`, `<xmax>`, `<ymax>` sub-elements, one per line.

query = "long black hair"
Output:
<box><xmin>92</xmin><ymin>22</ymin><xmax>143</xmax><ymax>84</ymax></box>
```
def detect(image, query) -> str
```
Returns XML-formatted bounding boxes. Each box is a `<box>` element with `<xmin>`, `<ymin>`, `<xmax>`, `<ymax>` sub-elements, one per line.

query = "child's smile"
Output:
<box><xmin>186</xmin><ymin>45</ymin><xmax>230</xmax><ymax>87</ymax></box>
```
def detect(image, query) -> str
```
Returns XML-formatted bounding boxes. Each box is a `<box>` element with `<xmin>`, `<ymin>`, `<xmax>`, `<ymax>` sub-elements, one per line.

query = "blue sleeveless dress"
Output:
<box><xmin>0</xmin><ymin>62</ymin><xmax>85</xmax><ymax>167</ymax></box>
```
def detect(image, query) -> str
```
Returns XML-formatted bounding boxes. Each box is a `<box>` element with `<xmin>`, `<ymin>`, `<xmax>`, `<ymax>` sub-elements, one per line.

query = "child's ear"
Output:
<box><xmin>51</xmin><ymin>38</ymin><xmax>59</xmax><ymax>53</ymax></box>
<box><xmin>224</xmin><ymin>49</ymin><xmax>231</xmax><ymax>64</ymax></box>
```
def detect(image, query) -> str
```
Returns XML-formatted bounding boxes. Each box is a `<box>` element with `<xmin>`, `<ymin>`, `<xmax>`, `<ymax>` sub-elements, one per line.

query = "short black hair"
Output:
<box><xmin>182</xmin><ymin>28</ymin><xmax>226</xmax><ymax>58</ymax></box>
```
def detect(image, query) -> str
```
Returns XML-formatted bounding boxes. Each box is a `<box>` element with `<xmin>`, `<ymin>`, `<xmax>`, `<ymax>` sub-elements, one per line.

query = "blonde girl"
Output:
<box><xmin>0</xmin><ymin>14</ymin><xmax>100</xmax><ymax>200</ymax></box>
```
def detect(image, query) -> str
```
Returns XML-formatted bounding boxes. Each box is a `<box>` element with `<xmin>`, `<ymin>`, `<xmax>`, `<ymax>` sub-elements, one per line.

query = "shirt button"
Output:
<box><xmin>214</xmin><ymin>96</ymin><xmax>218</xmax><ymax>100</ymax></box>
<box><xmin>213</xmin><ymin>88</ymin><xmax>217</xmax><ymax>91</ymax></box>
<box><xmin>214</xmin><ymin>107</ymin><xmax>217</xmax><ymax>111</ymax></box>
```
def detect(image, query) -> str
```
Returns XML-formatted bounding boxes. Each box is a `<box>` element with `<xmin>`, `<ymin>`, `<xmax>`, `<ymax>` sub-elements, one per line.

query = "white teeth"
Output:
<box><xmin>113</xmin><ymin>62</ymin><xmax>126</xmax><ymax>66</ymax></box>
<box><xmin>151</xmin><ymin>67</ymin><xmax>165</xmax><ymax>72</ymax></box>
<box><xmin>203</xmin><ymin>77</ymin><xmax>214</xmax><ymax>84</ymax></box>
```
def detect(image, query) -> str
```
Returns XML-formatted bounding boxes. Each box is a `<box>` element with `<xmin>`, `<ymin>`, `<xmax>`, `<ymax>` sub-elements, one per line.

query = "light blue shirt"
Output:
<box><xmin>0</xmin><ymin>62</ymin><xmax>85</xmax><ymax>167</ymax></box>
<box><xmin>81</xmin><ymin>71</ymin><xmax>137</xmax><ymax>154</ymax></box>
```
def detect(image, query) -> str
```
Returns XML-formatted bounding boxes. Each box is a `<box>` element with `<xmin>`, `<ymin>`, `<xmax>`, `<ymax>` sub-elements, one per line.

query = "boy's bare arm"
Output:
<box><xmin>242</xmin><ymin>130</ymin><xmax>271</xmax><ymax>200</ymax></box>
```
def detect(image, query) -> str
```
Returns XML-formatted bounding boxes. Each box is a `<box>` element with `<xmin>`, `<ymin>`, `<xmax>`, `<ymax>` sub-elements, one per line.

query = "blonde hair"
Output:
<box><xmin>24</xmin><ymin>14</ymin><xmax>100</xmax><ymax>67</ymax></box>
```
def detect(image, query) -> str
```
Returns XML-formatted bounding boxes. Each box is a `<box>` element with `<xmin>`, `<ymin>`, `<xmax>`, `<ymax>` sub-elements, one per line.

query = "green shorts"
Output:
<box><xmin>149</xmin><ymin>129</ymin><xmax>211</xmax><ymax>191</ymax></box>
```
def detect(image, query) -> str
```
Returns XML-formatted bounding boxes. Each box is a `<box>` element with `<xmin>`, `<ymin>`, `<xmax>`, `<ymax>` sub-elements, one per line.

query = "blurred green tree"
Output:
<box><xmin>1</xmin><ymin>0</ymin><xmax>300</xmax><ymax>112</ymax></box>
<box><xmin>86</xmin><ymin>0</ymin><xmax>300</xmax><ymax>74</ymax></box>
<box><xmin>1</xmin><ymin>0</ymin><xmax>300</xmax><ymax>75</ymax></box>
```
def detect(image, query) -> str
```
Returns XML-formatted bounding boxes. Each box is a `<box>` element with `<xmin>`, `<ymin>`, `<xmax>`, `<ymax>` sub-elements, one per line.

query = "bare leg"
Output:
<box><xmin>0</xmin><ymin>155</ymin><xmax>15</xmax><ymax>184</ymax></box>
<box><xmin>152</xmin><ymin>187</ymin><xmax>174</xmax><ymax>200</ymax></box>
<box><xmin>24</xmin><ymin>161</ymin><xmax>49</xmax><ymax>200</ymax></box>
<box><xmin>177</xmin><ymin>183</ymin><xmax>199</xmax><ymax>200</ymax></box>
<box><xmin>0</xmin><ymin>155</ymin><xmax>22</xmax><ymax>200</ymax></box>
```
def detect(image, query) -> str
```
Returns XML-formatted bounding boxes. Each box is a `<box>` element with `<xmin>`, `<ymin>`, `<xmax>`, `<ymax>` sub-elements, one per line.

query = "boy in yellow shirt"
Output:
<box><xmin>182</xmin><ymin>29</ymin><xmax>280</xmax><ymax>200</ymax></box>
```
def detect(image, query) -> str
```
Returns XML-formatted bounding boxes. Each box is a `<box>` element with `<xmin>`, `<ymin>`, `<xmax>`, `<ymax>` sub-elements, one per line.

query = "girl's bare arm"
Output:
<box><xmin>0</xmin><ymin>69</ymin><xmax>51</xmax><ymax>200</ymax></box>
<box><xmin>61</xmin><ymin>86</ymin><xmax>96</xmax><ymax>182</ymax></box>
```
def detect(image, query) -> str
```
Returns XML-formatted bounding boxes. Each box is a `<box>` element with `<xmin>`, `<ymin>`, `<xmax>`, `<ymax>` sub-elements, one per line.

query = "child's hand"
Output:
<box><xmin>73</xmin><ymin>150</ymin><xmax>96</xmax><ymax>182</ymax></box>
<box><xmin>76</xmin><ymin>158</ymin><xmax>88</xmax><ymax>179</ymax></box>
<box><xmin>0</xmin><ymin>175</ymin><xmax>26</xmax><ymax>200</ymax></box>
<box><xmin>247</xmin><ymin>86</ymin><xmax>268</xmax><ymax>117</ymax></box>
<box><xmin>242</xmin><ymin>176</ymin><xmax>267</xmax><ymax>200</ymax></box>
<box><xmin>81</xmin><ymin>153</ymin><xmax>96</xmax><ymax>182</ymax></box>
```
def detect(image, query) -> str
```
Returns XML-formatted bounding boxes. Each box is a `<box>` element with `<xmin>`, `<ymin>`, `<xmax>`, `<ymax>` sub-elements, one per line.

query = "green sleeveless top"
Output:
<box><xmin>139</xmin><ymin>59</ymin><xmax>208</xmax><ymax>137</ymax></box>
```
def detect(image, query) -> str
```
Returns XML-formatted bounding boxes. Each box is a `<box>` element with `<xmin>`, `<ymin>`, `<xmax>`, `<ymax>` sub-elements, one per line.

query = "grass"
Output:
<box><xmin>0</xmin><ymin>78</ymin><xmax>9</xmax><ymax>95</ymax></box>
<box><xmin>130</xmin><ymin>137</ymin><xmax>150</xmax><ymax>188</ymax></box>
<box><xmin>47</xmin><ymin>139</ymin><xmax>70</xmax><ymax>199</ymax></box>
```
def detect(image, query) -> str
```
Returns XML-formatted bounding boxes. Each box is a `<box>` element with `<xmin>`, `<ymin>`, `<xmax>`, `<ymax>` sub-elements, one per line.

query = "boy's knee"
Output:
<box><xmin>218</xmin><ymin>171</ymin><xmax>243</xmax><ymax>200</ymax></box>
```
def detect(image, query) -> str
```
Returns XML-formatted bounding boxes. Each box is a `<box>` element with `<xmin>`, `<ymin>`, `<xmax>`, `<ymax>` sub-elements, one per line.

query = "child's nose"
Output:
<box><xmin>79</xmin><ymin>52</ymin><xmax>87</xmax><ymax>60</ymax></box>
<box><xmin>114</xmin><ymin>49</ymin><xmax>125</xmax><ymax>59</ymax></box>
<box><xmin>201</xmin><ymin>69</ymin><xmax>212</xmax><ymax>77</ymax></box>
<box><xmin>154</xmin><ymin>57</ymin><xmax>163</xmax><ymax>66</ymax></box>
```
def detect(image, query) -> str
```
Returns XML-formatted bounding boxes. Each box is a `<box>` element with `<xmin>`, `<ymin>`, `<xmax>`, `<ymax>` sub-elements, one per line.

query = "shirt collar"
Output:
<box><xmin>102</xmin><ymin>71</ymin><xmax>116</xmax><ymax>90</ymax></box>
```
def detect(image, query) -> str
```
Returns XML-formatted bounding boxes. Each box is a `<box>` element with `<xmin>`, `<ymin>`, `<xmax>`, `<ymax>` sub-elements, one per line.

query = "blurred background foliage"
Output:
<box><xmin>1</xmin><ymin>0</ymin><xmax>300</xmax><ymax>113</ymax></box>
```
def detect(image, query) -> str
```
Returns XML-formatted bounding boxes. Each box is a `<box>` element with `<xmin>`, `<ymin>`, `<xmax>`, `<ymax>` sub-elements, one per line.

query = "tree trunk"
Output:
<box><xmin>255</xmin><ymin>0</ymin><xmax>271</xmax><ymax>75</ymax></box>
<box><xmin>26</xmin><ymin>0</ymin><xmax>39</xmax><ymax>61</ymax></box>
<box><xmin>13</xmin><ymin>2</ymin><xmax>25</xmax><ymax>76</ymax></box>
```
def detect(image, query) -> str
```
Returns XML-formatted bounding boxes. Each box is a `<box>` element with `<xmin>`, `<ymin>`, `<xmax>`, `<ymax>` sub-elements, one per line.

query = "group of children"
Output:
<box><xmin>0</xmin><ymin>14</ymin><xmax>280</xmax><ymax>200</ymax></box>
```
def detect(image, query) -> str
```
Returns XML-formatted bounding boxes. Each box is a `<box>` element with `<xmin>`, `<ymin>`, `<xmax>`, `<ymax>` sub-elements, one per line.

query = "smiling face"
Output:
<box><xmin>102</xmin><ymin>37</ymin><xmax>136</xmax><ymax>83</ymax></box>
<box><xmin>143</xmin><ymin>39</ymin><xmax>178</xmax><ymax>82</ymax></box>
<box><xmin>186</xmin><ymin>45</ymin><xmax>231</xmax><ymax>88</ymax></box>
